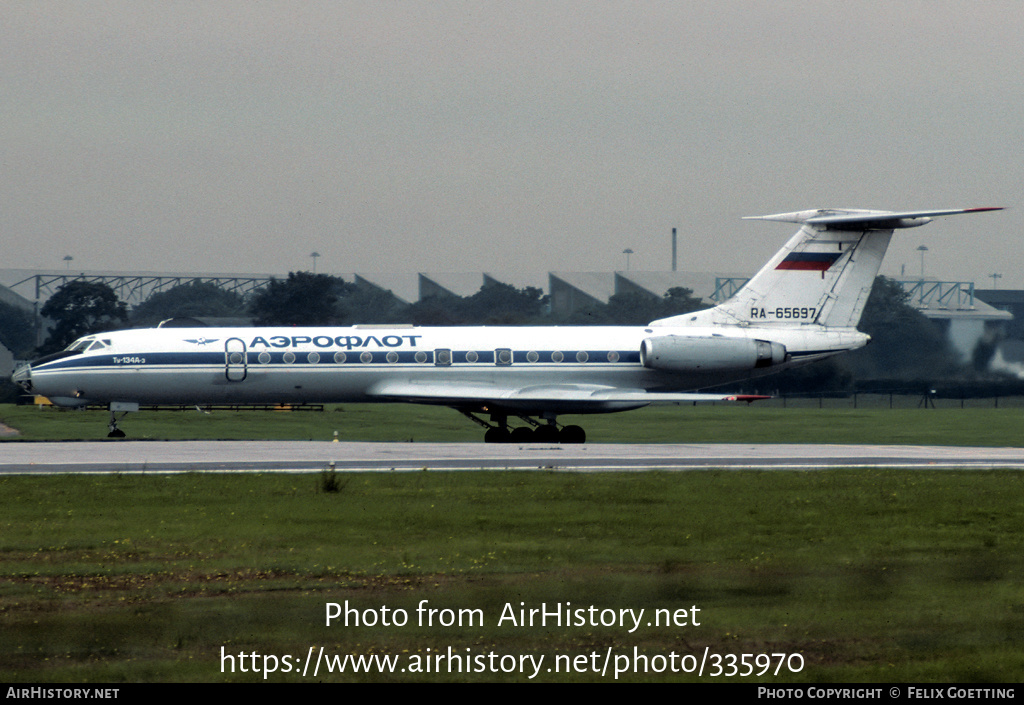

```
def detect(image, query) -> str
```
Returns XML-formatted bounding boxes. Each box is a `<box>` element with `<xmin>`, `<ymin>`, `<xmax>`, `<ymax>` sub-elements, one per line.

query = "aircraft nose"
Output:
<box><xmin>11</xmin><ymin>363</ymin><xmax>32</xmax><ymax>392</ymax></box>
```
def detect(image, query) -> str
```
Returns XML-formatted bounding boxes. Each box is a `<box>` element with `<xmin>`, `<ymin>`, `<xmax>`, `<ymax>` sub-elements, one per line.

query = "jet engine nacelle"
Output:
<box><xmin>640</xmin><ymin>335</ymin><xmax>787</xmax><ymax>373</ymax></box>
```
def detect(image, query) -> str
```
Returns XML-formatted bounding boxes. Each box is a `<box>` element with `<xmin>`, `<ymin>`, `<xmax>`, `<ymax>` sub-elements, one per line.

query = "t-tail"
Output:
<box><xmin>653</xmin><ymin>207</ymin><xmax>1003</xmax><ymax>330</ymax></box>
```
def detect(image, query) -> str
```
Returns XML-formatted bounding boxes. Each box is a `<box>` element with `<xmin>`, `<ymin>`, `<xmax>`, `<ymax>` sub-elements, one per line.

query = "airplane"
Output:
<box><xmin>11</xmin><ymin>206</ymin><xmax>1002</xmax><ymax>442</ymax></box>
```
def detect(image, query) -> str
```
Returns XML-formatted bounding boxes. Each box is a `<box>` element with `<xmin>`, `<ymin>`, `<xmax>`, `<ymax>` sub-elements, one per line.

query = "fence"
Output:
<box><xmin>758</xmin><ymin>394</ymin><xmax>1024</xmax><ymax>410</ymax></box>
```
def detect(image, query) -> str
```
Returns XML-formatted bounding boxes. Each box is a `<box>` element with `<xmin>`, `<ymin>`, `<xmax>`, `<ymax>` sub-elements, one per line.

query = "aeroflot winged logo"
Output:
<box><xmin>775</xmin><ymin>252</ymin><xmax>842</xmax><ymax>272</ymax></box>
<box><xmin>184</xmin><ymin>337</ymin><xmax>220</xmax><ymax>346</ymax></box>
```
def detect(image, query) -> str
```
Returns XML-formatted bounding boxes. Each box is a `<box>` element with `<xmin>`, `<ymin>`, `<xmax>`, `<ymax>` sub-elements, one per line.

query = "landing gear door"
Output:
<box><xmin>225</xmin><ymin>337</ymin><xmax>248</xmax><ymax>382</ymax></box>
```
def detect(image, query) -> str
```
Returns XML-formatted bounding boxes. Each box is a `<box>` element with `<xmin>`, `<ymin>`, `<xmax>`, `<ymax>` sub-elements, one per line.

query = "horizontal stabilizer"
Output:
<box><xmin>745</xmin><ymin>207</ymin><xmax>1003</xmax><ymax>230</ymax></box>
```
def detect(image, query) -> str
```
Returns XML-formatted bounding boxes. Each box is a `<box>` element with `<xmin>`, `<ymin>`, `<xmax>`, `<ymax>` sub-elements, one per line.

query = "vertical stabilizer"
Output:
<box><xmin>705</xmin><ymin>217</ymin><xmax>893</xmax><ymax>329</ymax></box>
<box><xmin>651</xmin><ymin>207</ymin><xmax>1002</xmax><ymax>329</ymax></box>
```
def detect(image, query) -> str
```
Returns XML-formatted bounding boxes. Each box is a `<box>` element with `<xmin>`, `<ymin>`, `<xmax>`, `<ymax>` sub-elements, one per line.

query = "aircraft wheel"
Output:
<box><xmin>484</xmin><ymin>427</ymin><xmax>510</xmax><ymax>443</ymax></box>
<box><xmin>560</xmin><ymin>425</ymin><xmax>586</xmax><ymax>444</ymax></box>
<box><xmin>509</xmin><ymin>426</ymin><xmax>535</xmax><ymax>443</ymax></box>
<box><xmin>534</xmin><ymin>425</ymin><xmax>560</xmax><ymax>443</ymax></box>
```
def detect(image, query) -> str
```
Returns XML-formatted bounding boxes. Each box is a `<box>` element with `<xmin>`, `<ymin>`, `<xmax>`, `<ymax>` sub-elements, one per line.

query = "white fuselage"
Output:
<box><xmin>18</xmin><ymin>323</ymin><xmax>865</xmax><ymax>413</ymax></box>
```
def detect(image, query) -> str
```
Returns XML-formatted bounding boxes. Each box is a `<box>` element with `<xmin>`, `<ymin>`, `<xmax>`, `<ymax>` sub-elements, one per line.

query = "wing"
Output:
<box><xmin>367</xmin><ymin>380</ymin><xmax>767</xmax><ymax>414</ymax></box>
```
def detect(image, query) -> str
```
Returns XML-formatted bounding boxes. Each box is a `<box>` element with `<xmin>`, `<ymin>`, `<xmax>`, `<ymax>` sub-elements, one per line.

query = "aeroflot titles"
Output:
<box><xmin>247</xmin><ymin>335</ymin><xmax>424</xmax><ymax>350</ymax></box>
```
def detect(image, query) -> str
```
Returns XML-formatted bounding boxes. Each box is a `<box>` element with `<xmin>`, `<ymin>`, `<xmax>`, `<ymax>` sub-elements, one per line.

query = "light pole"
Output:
<box><xmin>622</xmin><ymin>248</ymin><xmax>634</xmax><ymax>271</ymax></box>
<box><xmin>990</xmin><ymin>273</ymin><xmax>1002</xmax><ymax>289</ymax></box>
<box><xmin>916</xmin><ymin>245</ymin><xmax>928</xmax><ymax>280</ymax></box>
<box><xmin>310</xmin><ymin>251</ymin><xmax>320</xmax><ymax>273</ymax></box>
<box><xmin>63</xmin><ymin>255</ymin><xmax>73</xmax><ymax>271</ymax></box>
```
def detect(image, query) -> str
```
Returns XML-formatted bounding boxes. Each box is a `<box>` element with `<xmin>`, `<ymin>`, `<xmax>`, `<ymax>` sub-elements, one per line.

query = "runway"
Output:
<box><xmin>4</xmin><ymin>441</ymin><xmax>1024</xmax><ymax>474</ymax></box>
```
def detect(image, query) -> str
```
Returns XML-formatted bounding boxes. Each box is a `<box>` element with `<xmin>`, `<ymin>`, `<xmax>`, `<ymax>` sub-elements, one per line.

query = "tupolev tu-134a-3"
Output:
<box><xmin>12</xmin><ymin>207</ymin><xmax>1003</xmax><ymax>442</ymax></box>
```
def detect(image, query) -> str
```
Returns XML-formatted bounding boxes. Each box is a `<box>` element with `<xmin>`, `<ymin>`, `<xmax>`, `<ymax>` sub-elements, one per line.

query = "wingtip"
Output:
<box><xmin>726</xmin><ymin>394</ymin><xmax>772</xmax><ymax>404</ymax></box>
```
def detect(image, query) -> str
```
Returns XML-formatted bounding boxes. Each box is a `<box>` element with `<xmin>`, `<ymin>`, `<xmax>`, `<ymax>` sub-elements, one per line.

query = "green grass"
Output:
<box><xmin>6</xmin><ymin>400</ymin><xmax>1024</xmax><ymax>445</ymax></box>
<box><xmin>3</xmin><ymin>470</ymin><xmax>1024</xmax><ymax>682</ymax></box>
<box><xmin>4</xmin><ymin>402</ymin><xmax>1024</xmax><ymax>682</ymax></box>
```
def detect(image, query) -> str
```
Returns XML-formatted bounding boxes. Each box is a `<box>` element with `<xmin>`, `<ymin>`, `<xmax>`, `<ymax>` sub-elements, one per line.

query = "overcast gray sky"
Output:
<box><xmin>3</xmin><ymin>1</ymin><xmax>1022</xmax><ymax>287</ymax></box>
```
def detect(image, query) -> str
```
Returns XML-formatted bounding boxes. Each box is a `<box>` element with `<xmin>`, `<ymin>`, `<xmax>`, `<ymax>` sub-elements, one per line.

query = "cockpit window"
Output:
<box><xmin>66</xmin><ymin>338</ymin><xmax>95</xmax><ymax>352</ymax></box>
<box><xmin>64</xmin><ymin>337</ymin><xmax>110</xmax><ymax>352</ymax></box>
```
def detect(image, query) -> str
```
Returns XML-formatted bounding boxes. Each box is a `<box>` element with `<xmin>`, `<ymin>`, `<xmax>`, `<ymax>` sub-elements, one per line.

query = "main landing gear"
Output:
<box><xmin>461</xmin><ymin>411</ymin><xmax>586</xmax><ymax>444</ymax></box>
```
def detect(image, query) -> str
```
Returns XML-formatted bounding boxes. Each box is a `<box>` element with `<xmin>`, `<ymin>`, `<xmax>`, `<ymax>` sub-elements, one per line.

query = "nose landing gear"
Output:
<box><xmin>107</xmin><ymin>411</ymin><xmax>128</xmax><ymax>438</ymax></box>
<box><xmin>106</xmin><ymin>402</ymin><xmax>139</xmax><ymax>438</ymax></box>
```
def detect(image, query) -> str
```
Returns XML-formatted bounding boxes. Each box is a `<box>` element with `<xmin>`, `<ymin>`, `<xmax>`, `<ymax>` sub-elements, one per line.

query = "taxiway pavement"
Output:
<box><xmin>3</xmin><ymin>441</ymin><xmax>1024</xmax><ymax>474</ymax></box>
